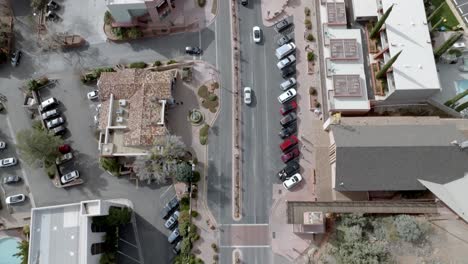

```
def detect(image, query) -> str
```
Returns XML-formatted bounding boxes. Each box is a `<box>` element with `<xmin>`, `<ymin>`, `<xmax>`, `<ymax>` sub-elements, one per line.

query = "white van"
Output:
<box><xmin>275</xmin><ymin>42</ymin><xmax>296</xmax><ymax>59</ymax></box>
<box><xmin>39</xmin><ymin>97</ymin><xmax>58</xmax><ymax>112</ymax></box>
<box><xmin>278</xmin><ymin>88</ymin><xmax>297</xmax><ymax>104</ymax></box>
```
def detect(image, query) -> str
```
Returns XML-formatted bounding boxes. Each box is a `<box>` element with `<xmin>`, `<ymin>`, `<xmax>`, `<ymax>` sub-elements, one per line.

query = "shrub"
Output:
<box><xmin>111</xmin><ymin>27</ymin><xmax>126</xmax><ymax>39</ymax></box>
<box><xmin>305</xmin><ymin>19</ymin><xmax>312</xmax><ymax>30</ymax></box>
<box><xmin>198</xmin><ymin>85</ymin><xmax>209</xmax><ymax>98</ymax></box>
<box><xmin>127</xmin><ymin>27</ymin><xmax>143</xmax><ymax>39</ymax></box>
<box><xmin>200</xmin><ymin>124</ymin><xmax>209</xmax><ymax>137</ymax></box>
<box><xmin>307</xmin><ymin>33</ymin><xmax>314</xmax><ymax>42</ymax></box>
<box><xmin>181</xmin><ymin>237</ymin><xmax>192</xmax><ymax>254</ymax></box>
<box><xmin>192</xmin><ymin>171</ymin><xmax>201</xmax><ymax>182</ymax></box>
<box><xmin>197</xmin><ymin>0</ymin><xmax>206</xmax><ymax>7</ymax></box>
<box><xmin>200</xmin><ymin>136</ymin><xmax>207</xmax><ymax>145</ymax></box>
<box><xmin>180</xmin><ymin>196</ymin><xmax>190</xmax><ymax>211</ymax></box>
<box><xmin>104</xmin><ymin>11</ymin><xmax>113</xmax><ymax>25</ymax></box>
<box><xmin>167</xmin><ymin>60</ymin><xmax>178</xmax><ymax>65</ymax></box>
<box><xmin>212</xmin><ymin>82</ymin><xmax>219</xmax><ymax>89</ymax></box>
<box><xmin>100</xmin><ymin>157</ymin><xmax>120</xmax><ymax>175</ymax></box>
<box><xmin>309</xmin><ymin>87</ymin><xmax>317</xmax><ymax>96</ymax></box>
<box><xmin>46</xmin><ymin>165</ymin><xmax>56</xmax><ymax>179</ymax></box>
<box><xmin>213</xmin><ymin>255</ymin><xmax>219</xmax><ymax>261</ymax></box>
<box><xmin>394</xmin><ymin>215</ymin><xmax>427</xmax><ymax>243</ymax></box>
<box><xmin>307</xmin><ymin>51</ymin><xmax>315</xmax><ymax>61</ymax></box>
<box><xmin>304</xmin><ymin>7</ymin><xmax>311</xmax><ymax>16</ymax></box>
<box><xmin>128</xmin><ymin>62</ymin><xmax>147</xmax><ymax>69</ymax></box>
<box><xmin>153</xmin><ymin>60</ymin><xmax>162</xmax><ymax>66</ymax></box>
<box><xmin>191</xmin><ymin>210</ymin><xmax>199</xmax><ymax>218</ymax></box>
<box><xmin>314</xmin><ymin>101</ymin><xmax>321</xmax><ymax>108</ymax></box>
<box><xmin>211</xmin><ymin>243</ymin><xmax>218</xmax><ymax>252</ymax></box>
<box><xmin>208</xmin><ymin>94</ymin><xmax>218</xmax><ymax>101</ymax></box>
<box><xmin>32</xmin><ymin>120</ymin><xmax>44</xmax><ymax>131</ymax></box>
<box><xmin>448</xmin><ymin>48</ymin><xmax>462</xmax><ymax>57</ymax></box>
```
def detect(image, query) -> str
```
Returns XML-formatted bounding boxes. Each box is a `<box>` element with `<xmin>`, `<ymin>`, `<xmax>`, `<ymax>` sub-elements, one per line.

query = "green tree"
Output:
<box><xmin>106</xmin><ymin>207</ymin><xmax>132</xmax><ymax>226</ymax></box>
<box><xmin>14</xmin><ymin>240</ymin><xmax>29</xmax><ymax>264</ymax></box>
<box><xmin>16</xmin><ymin>129</ymin><xmax>63</xmax><ymax>165</ymax></box>
<box><xmin>127</xmin><ymin>28</ymin><xmax>143</xmax><ymax>39</ymax></box>
<box><xmin>376</xmin><ymin>50</ymin><xmax>402</xmax><ymax>79</ymax></box>
<box><xmin>428</xmin><ymin>1</ymin><xmax>446</xmax><ymax>21</ymax></box>
<box><xmin>100</xmin><ymin>157</ymin><xmax>120</xmax><ymax>175</ymax></box>
<box><xmin>175</xmin><ymin>162</ymin><xmax>193</xmax><ymax>182</ymax></box>
<box><xmin>370</xmin><ymin>4</ymin><xmax>394</xmax><ymax>39</ymax></box>
<box><xmin>394</xmin><ymin>215</ymin><xmax>427</xmax><ymax>243</ymax></box>
<box><xmin>153</xmin><ymin>135</ymin><xmax>187</xmax><ymax>162</ymax></box>
<box><xmin>434</xmin><ymin>32</ymin><xmax>464</xmax><ymax>59</ymax></box>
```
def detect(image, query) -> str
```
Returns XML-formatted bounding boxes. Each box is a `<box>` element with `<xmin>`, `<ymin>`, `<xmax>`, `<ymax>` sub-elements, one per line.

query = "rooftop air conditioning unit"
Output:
<box><xmin>119</xmin><ymin>99</ymin><xmax>127</xmax><ymax>107</ymax></box>
<box><xmin>116</xmin><ymin>117</ymin><xmax>124</xmax><ymax>123</ymax></box>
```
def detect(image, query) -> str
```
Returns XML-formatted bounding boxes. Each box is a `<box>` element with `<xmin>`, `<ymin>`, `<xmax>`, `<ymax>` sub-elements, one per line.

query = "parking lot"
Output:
<box><xmin>452</xmin><ymin>0</ymin><xmax>468</xmax><ymax>23</ymax></box>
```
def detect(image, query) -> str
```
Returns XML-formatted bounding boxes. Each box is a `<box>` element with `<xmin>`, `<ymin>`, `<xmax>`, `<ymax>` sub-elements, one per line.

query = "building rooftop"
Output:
<box><xmin>333</xmin><ymin>75</ymin><xmax>362</xmax><ymax>97</ymax></box>
<box><xmin>331</xmin><ymin>122</ymin><xmax>468</xmax><ymax>191</ymax></box>
<box><xmin>381</xmin><ymin>0</ymin><xmax>441</xmax><ymax>91</ymax></box>
<box><xmin>330</xmin><ymin>39</ymin><xmax>358</xmax><ymax>60</ymax></box>
<box><xmin>106</xmin><ymin>0</ymin><xmax>145</xmax><ymax>5</ymax></box>
<box><xmin>351</xmin><ymin>0</ymin><xmax>377</xmax><ymax>19</ymax></box>
<box><xmin>326</xmin><ymin>2</ymin><xmax>347</xmax><ymax>25</ymax></box>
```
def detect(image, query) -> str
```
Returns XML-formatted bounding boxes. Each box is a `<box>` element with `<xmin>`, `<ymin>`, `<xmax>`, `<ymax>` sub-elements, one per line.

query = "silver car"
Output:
<box><xmin>0</xmin><ymin>157</ymin><xmax>17</xmax><ymax>167</ymax></box>
<box><xmin>5</xmin><ymin>194</ymin><xmax>26</xmax><ymax>205</ymax></box>
<box><xmin>168</xmin><ymin>228</ymin><xmax>180</xmax><ymax>244</ymax></box>
<box><xmin>60</xmin><ymin>170</ymin><xmax>80</xmax><ymax>184</ymax></box>
<box><xmin>46</xmin><ymin>116</ymin><xmax>64</xmax><ymax>129</ymax></box>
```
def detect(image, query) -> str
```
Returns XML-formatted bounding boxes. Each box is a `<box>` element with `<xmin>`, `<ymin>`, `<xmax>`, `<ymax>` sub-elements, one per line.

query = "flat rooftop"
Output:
<box><xmin>351</xmin><ymin>0</ymin><xmax>377</xmax><ymax>19</ymax></box>
<box><xmin>333</xmin><ymin>75</ymin><xmax>362</xmax><ymax>97</ymax></box>
<box><xmin>330</xmin><ymin>39</ymin><xmax>358</xmax><ymax>60</ymax></box>
<box><xmin>381</xmin><ymin>0</ymin><xmax>441</xmax><ymax>90</ymax></box>
<box><xmin>106</xmin><ymin>0</ymin><xmax>145</xmax><ymax>4</ymax></box>
<box><xmin>326</xmin><ymin>2</ymin><xmax>347</xmax><ymax>25</ymax></box>
<box><xmin>29</xmin><ymin>204</ymin><xmax>81</xmax><ymax>264</ymax></box>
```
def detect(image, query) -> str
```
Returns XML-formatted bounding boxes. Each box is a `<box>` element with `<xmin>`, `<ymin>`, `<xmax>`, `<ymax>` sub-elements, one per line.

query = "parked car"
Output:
<box><xmin>244</xmin><ymin>87</ymin><xmax>252</xmax><ymax>105</ymax></box>
<box><xmin>41</xmin><ymin>108</ymin><xmax>60</xmax><ymax>120</ymax></box>
<box><xmin>280</xmin><ymin>135</ymin><xmax>299</xmax><ymax>152</ymax></box>
<box><xmin>5</xmin><ymin>194</ymin><xmax>26</xmax><ymax>205</ymax></box>
<box><xmin>173</xmin><ymin>241</ymin><xmax>182</xmax><ymax>254</ymax></box>
<box><xmin>87</xmin><ymin>90</ymin><xmax>99</xmax><ymax>100</ymax></box>
<box><xmin>283</xmin><ymin>173</ymin><xmax>303</xmax><ymax>190</ymax></box>
<box><xmin>275</xmin><ymin>19</ymin><xmax>290</xmax><ymax>32</ymax></box>
<box><xmin>39</xmin><ymin>97</ymin><xmax>58</xmax><ymax>112</ymax></box>
<box><xmin>11</xmin><ymin>50</ymin><xmax>22</xmax><ymax>67</ymax></box>
<box><xmin>280</xmin><ymin>112</ymin><xmax>297</xmax><ymax>126</ymax></box>
<box><xmin>277</xmin><ymin>55</ymin><xmax>296</xmax><ymax>70</ymax></box>
<box><xmin>3</xmin><ymin>175</ymin><xmax>21</xmax><ymax>184</ymax></box>
<box><xmin>56</xmin><ymin>152</ymin><xmax>73</xmax><ymax>165</ymax></box>
<box><xmin>45</xmin><ymin>11</ymin><xmax>59</xmax><ymax>22</ymax></box>
<box><xmin>46</xmin><ymin>116</ymin><xmax>64</xmax><ymax>129</ymax></box>
<box><xmin>280</xmin><ymin>100</ymin><xmax>297</xmax><ymax>115</ymax></box>
<box><xmin>164</xmin><ymin>211</ymin><xmax>180</xmax><ymax>230</ymax></box>
<box><xmin>0</xmin><ymin>141</ymin><xmax>6</xmax><ymax>150</ymax></box>
<box><xmin>59</xmin><ymin>144</ymin><xmax>71</xmax><ymax>154</ymax></box>
<box><xmin>281</xmin><ymin>148</ymin><xmax>300</xmax><ymax>163</ymax></box>
<box><xmin>47</xmin><ymin>0</ymin><xmax>60</xmax><ymax>10</ymax></box>
<box><xmin>279</xmin><ymin>124</ymin><xmax>296</xmax><ymax>139</ymax></box>
<box><xmin>252</xmin><ymin>26</ymin><xmax>262</xmax><ymax>43</ymax></box>
<box><xmin>161</xmin><ymin>197</ymin><xmax>179</xmax><ymax>220</ymax></box>
<box><xmin>282</xmin><ymin>66</ymin><xmax>296</xmax><ymax>78</ymax></box>
<box><xmin>168</xmin><ymin>228</ymin><xmax>181</xmax><ymax>244</ymax></box>
<box><xmin>60</xmin><ymin>170</ymin><xmax>80</xmax><ymax>185</ymax></box>
<box><xmin>277</xmin><ymin>35</ymin><xmax>292</xmax><ymax>46</ymax></box>
<box><xmin>52</xmin><ymin>125</ymin><xmax>66</xmax><ymax>136</ymax></box>
<box><xmin>280</xmin><ymin>77</ymin><xmax>296</xmax><ymax>90</ymax></box>
<box><xmin>185</xmin><ymin>46</ymin><xmax>202</xmax><ymax>55</ymax></box>
<box><xmin>241</xmin><ymin>0</ymin><xmax>248</xmax><ymax>6</ymax></box>
<box><xmin>278</xmin><ymin>88</ymin><xmax>296</xmax><ymax>104</ymax></box>
<box><xmin>0</xmin><ymin>158</ymin><xmax>17</xmax><ymax>167</ymax></box>
<box><xmin>275</xmin><ymin>42</ymin><xmax>296</xmax><ymax>59</ymax></box>
<box><xmin>277</xmin><ymin>161</ymin><xmax>300</xmax><ymax>181</ymax></box>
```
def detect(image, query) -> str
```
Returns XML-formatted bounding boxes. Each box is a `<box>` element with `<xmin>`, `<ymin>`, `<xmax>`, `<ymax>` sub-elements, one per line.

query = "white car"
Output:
<box><xmin>277</xmin><ymin>54</ymin><xmax>296</xmax><ymax>70</ymax></box>
<box><xmin>244</xmin><ymin>87</ymin><xmax>252</xmax><ymax>105</ymax></box>
<box><xmin>46</xmin><ymin>117</ymin><xmax>64</xmax><ymax>129</ymax></box>
<box><xmin>252</xmin><ymin>26</ymin><xmax>261</xmax><ymax>43</ymax></box>
<box><xmin>280</xmin><ymin>78</ymin><xmax>297</xmax><ymax>90</ymax></box>
<box><xmin>0</xmin><ymin>141</ymin><xmax>6</xmax><ymax>150</ymax></box>
<box><xmin>283</xmin><ymin>173</ymin><xmax>302</xmax><ymax>190</ymax></box>
<box><xmin>87</xmin><ymin>90</ymin><xmax>99</xmax><ymax>100</ymax></box>
<box><xmin>60</xmin><ymin>170</ymin><xmax>80</xmax><ymax>185</ymax></box>
<box><xmin>278</xmin><ymin>88</ymin><xmax>297</xmax><ymax>104</ymax></box>
<box><xmin>5</xmin><ymin>194</ymin><xmax>26</xmax><ymax>205</ymax></box>
<box><xmin>0</xmin><ymin>157</ymin><xmax>17</xmax><ymax>167</ymax></box>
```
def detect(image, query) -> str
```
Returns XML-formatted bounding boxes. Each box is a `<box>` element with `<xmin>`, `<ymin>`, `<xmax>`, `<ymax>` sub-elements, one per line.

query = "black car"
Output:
<box><xmin>46</xmin><ymin>11</ymin><xmax>59</xmax><ymax>22</ymax></box>
<box><xmin>275</xmin><ymin>19</ymin><xmax>291</xmax><ymax>32</ymax></box>
<box><xmin>41</xmin><ymin>108</ymin><xmax>60</xmax><ymax>120</ymax></box>
<box><xmin>282</xmin><ymin>66</ymin><xmax>296</xmax><ymax>78</ymax></box>
<box><xmin>280</xmin><ymin>112</ymin><xmax>297</xmax><ymax>126</ymax></box>
<box><xmin>277</xmin><ymin>161</ymin><xmax>300</xmax><ymax>181</ymax></box>
<box><xmin>277</xmin><ymin>35</ymin><xmax>292</xmax><ymax>46</ymax></box>
<box><xmin>279</xmin><ymin>124</ymin><xmax>296</xmax><ymax>139</ymax></box>
<box><xmin>11</xmin><ymin>50</ymin><xmax>22</xmax><ymax>67</ymax></box>
<box><xmin>53</xmin><ymin>125</ymin><xmax>66</xmax><ymax>136</ymax></box>
<box><xmin>3</xmin><ymin>175</ymin><xmax>21</xmax><ymax>184</ymax></box>
<box><xmin>241</xmin><ymin>0</ymin><xmax>247</xmax><ymax>5</ymax></box>
<box><xmin>161</xmin><ymin>197</ymin><xmax>179</xmax><ymax>219</ymax></box>
<box><xmin>185</xmin><ymin>46</ymin><xmax>202</xmax><ymax>55</ymax></box>
<box><xmin>47</xmin><ymin>0</ymin><xmax>60</xmax><ymax>11</ymax></box>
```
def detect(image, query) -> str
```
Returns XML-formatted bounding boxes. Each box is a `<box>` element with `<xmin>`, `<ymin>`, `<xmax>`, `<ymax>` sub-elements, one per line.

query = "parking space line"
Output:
<box><xmin>455</xmin><ymin>0</ymin><xmax>458</xmax><ymax>5</ymax></box>
<box><xmin>159</xmin><ymin>185</ymin><xmax>173</xmax><ymax>199</ymax></box>
<box><xmin>457</xmin><ymin>2</ymin><xmax>468</xmax><ymax>7</ymax></box>
<box><xmin>119</xmin><ymin>238</ymin><xmax>138</xmax><ymax>248</ymax></box>
<box><xmin>117</xmin><ymin>251</ymin><xmax>142</xmax><ymax>264</ymax></box>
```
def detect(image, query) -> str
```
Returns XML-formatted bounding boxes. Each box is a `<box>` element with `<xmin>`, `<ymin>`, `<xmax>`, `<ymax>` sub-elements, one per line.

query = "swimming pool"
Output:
<box><xmin>0</xmin><ymin>237</ymin><xmax>21</xmax><ymax>264</ymax></box>
<box><xmin>456</xmin><ymin>80</ymin><xmax>468</xmax><ymax>94</ymax></box>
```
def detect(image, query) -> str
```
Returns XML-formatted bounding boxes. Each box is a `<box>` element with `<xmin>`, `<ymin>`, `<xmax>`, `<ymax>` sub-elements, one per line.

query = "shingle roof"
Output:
<box><xmin>332</xmin><ymin>124</ymin><xmax>468</xmax><ymax>191</ymax></box>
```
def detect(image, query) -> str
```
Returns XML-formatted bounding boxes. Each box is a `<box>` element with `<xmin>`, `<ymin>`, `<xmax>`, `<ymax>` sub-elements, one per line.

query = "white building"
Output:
<box><xmin>351</xmin><ymin>0</ymin><xmax>377</xmax><ymax>22</ymax></box>
<box><xmin>28</xmin><ymin>200</ymin><xmax>131</xmax><ymax>264</ymax></box>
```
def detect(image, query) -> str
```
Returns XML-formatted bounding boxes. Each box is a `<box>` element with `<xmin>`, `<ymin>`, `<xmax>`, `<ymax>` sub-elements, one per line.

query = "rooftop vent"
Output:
<box><xmin>119</xmin><ymin>99</ymin><xmax>127</xmax><ymax>107</ymax></box>
<box><xmin>116</xmin><ymin>116</ymin><xmax>124</xmax><ymax>123</ymax></box>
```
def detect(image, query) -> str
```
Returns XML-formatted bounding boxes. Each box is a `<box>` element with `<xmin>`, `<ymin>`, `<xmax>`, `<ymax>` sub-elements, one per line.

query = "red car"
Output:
<box><xmin>280</xmin><ymin>100</ymin><xmax>297</xmax><ymax>115</ymax></box>
<box><xmin>281</xmin><ymin>148</ymin><xmax>300</xmax><ymax>163</ymax></box>
<box><xmin>59</xmin><ymin>144</ymin><xmax>71</xmax><ymax>154</ymax></box>
<box><xmin>279</xmin><ymin>135</ymin><xmax>299</xmax><ymax>152</ymax></box>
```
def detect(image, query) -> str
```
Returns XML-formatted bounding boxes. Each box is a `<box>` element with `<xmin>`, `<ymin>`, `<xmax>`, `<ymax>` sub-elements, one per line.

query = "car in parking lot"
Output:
<box><xmin>277</xmin><ymin>161</ymin><xmax>300</xmax><ymax>181</ymax></box>
<box><xmin>275</xmin><ymin>42</ymin><xmax>296</xmax><ymax>59</ymax></box>
<box><xmin>280</xmin><ymin>112</ymin><xmax>297</xmax><ymax>126</ymax></box>
<box><xmin>173</xmin><ymin>241</ymin><xmax>182</xmax><ymax>254</ymax></box>
<box><xmin>45</xmin><ymin>10</ymin><xmax>60</xmax><ymax>22</ymax></box>
<box><xmin>0</xmin><ymin>157</ymin><xmax>17</xmax><ymax>167</ymax></box>
<box><xmin>41</xmin><ymin>108</ymin><xmax>60</xmax><ymax>120</ymax></box>
<box><xmin>56</xmin><ymin>152</ymin><xmax>73</xmax><ymax>165</ymax></box>
<box><xmin>252</xmin><ymin>26</ymin><xmax>262</xmax><ymax>43</ymax></box>
<box><xmin>168</xmin><ymin>228</ymin><xmax>181</xmax><ymax>244</ymax></box>
<box><xmin>87</xmin><ymin>90</ymin><xmax>99</xmax><ymax>100</ymax></box>
<box><xmin>282</xmin><ymin>66</ymin><xmax>296</xmax><ymax>78</ymax></box>
<box><xmin>277</xmin><ymin>35</ymin><xmax>292</xmax><ymax>46</ymax></box>
<box><xmin>3</xmin><ymin>175</ymin><xmax>21</xmax><ymax>184</ymax></box>
<box><xmin>283</xmin><ymin>173</ymin><xmax>303</xmax><ymax>190</ymax></box>
<box><xmin>279</xmin><ymin>124</ymin><xmax>296</xmax><ymax>139</ymax></box>
<box><xmin>11</xmin><ymin>50</ymin><xmax>22</xmax><ymax>67</ymax></box>
<box><xmin>46</xmin><ymin>116</ymin><xmax>64</xmax><ymax>129</ymax></box>
<box><xmin>60</xmin><ymin>170</ymin><xmax>80</xmax><ymax>185</ymax></box>
<box><xmin>244</xmin><ymin>87</ymin><xmax>252</xmax><ymax>104</ymax></box>
<box><xmin>280</xmin><ymin>135</ymin><xmax>299</xmax><ymax>152</ymax></box>
<box><xmin>59</xmin><ymin>144</ymin><xmax>71</xmax><ymax>154</ymax></box>
<box><xmin>278</xmin><ymin>88</ymin><xmax>297</xmax><ymax>104</ymax></box>
<box><xmin>280</xmin><ymin>77</ymin><xmax>297</xmax><ymax>90</ymax></box>
<box><xmin>185</xmin><ymin>46</ymin><xmax>202</xmax><ymax>55</ymax></box>
<box><xmin>164</xmin><ymin>211</ymin><xmax>180</xmax><ymax>230</ymax></box>
<box><xmin>52</xmin><ymin>125</ymin><xmax>66</xmax><ymax>136</ymax></box>
<box><xmin>39</xmin><ymin>97</ymin><xmax>59</xmax><ymax>112</ymax></box>
<box><xmin>161</xmin><ymin>197</ymin><xmax>179</xmax><ymax>220</ymax></box>
<box><xmin>241</xmin><ymin>0</ymin><xmax>248</xmax><ymax>6</ymax></box>
<box><xmin>0</xmin><ymin>141</ymin><xmax>5</xmax><ymax>150</ymax></box>
<box><xmin>280</xmin><ymin>100</ymin><xmax>297</xmax><ymax>115</ymax></box>
<box><xmin>47</xmin><ymin>0</ymin><xmax>60</xmax><ymax>11</ymax></box>
<box><xmin>277</xmin><ymin>55</ymin><xmax>296</xmax><ymax>70</ymax></box>
<box><xmin>5</xmin><ymin>194</ymin><xmax>26</xmax><ymax>205</ymax></box>
<box><xmin>275</xmin><ymin>19</ymin><xmax>290</xmax><ymax>32</ymax></box>
<box><xmin>281</xmin><ymin>148</ymin><xmax>300</xmax><ymax>163</ymax></box>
